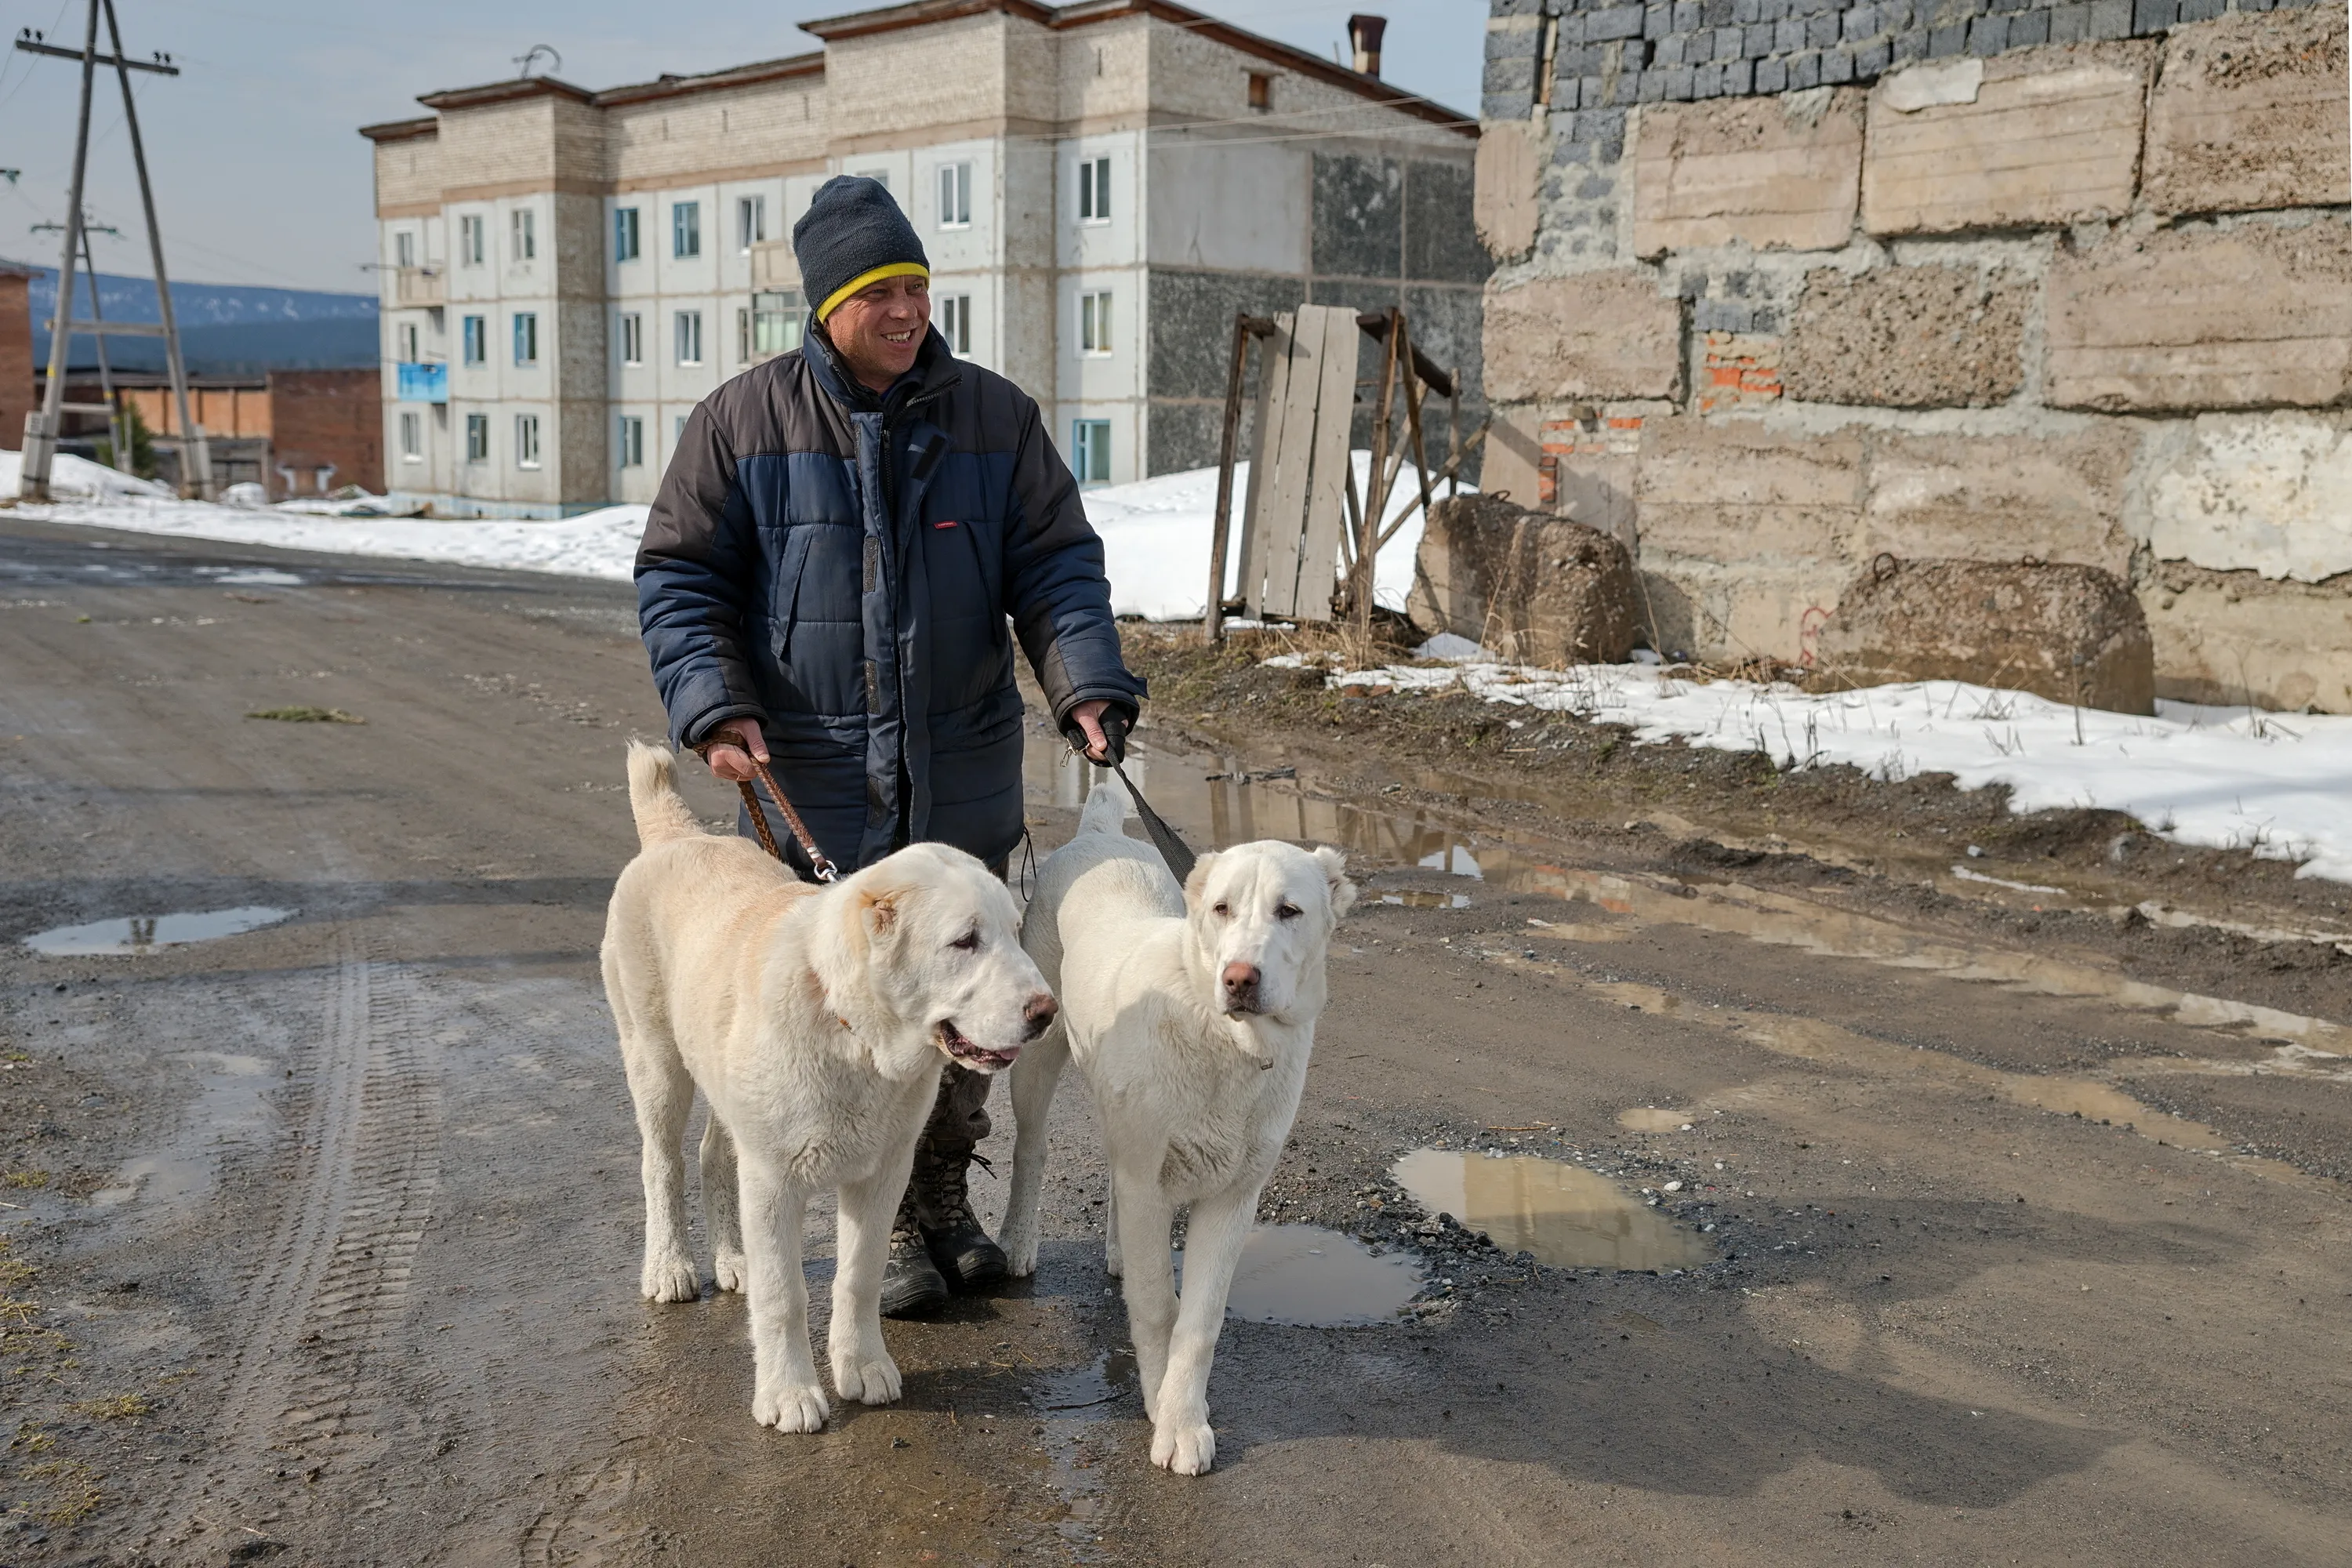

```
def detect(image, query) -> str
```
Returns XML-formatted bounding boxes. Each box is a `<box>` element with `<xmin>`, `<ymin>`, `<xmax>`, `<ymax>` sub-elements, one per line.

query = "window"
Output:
<box><xmin>938</xmin><ymin>162</ymin><xmax>971</xmax><ymax>229</ymax></box>
<box><xmin>465</xmin><ymin>412</ymin><xmax>488</xmax><ymax>463</ymax></box>
<box><xmin>615</xmin><ymin>206</ymin><xmax>640</xmax><ymax>262</ymax></box>
<box><xmin>399</xmin><ymin>321</ymin><xmax>419</xmax><ymax>362</ymax></box>
<box><xmin>853</xmin><ymin>169</ymin><xmax>890</xmax><ymax>192</ymax></box>
<box><xmin>618</xmin><ymin>416</ymin><xmax>644</xmax><ymax>468</ymax></box>
<box><xmin>516</xmin><ymin>413</ymin><xmax>542</xmax><ymax>470</ymax></box>
<box><xmin>940</xmin><ymin>292</ymin><xmax>971</xmax><ymax>354</ymax></box>
<box><xmin>1247</xmin><ymin>71</ymin><xmax>1271</xmax><ymax>111</ymax></box>
<box><xmin>1079</xmin><ymin>290</ymin><xmax>1112</xmax><ymax>355</ymax></box>
<box><xmin>674</xmin><ymin>414</ymin><xmax>690</xmax><ymax>444</ymax></box>
<box><xmin>737</xmin><ymin>194</ymin><xmax>766</xmax><ymax>251</ymax></box>
<box><xmin>511</xmin><ymin>208</ymin><xmax>535</xmax><ymax>263</ymax></box>
<box><xmin>619</xmin><ymin>311</ymin><xmax>643</xmax><ymax>365</ymax></box>
<box><xmin>673</xmin><ymin>201</ymin><xmax>701</xmax><ymax>259</ymax></box>
<box><xmin>513</xmin><ymin>312</ymin><xmax>539</xmax><ymax>366</ymax></box>
<box><xmin>1072</xmin><ymin>419</ymin><xmax>1110</xmax><ymax>485</ymax></box>
<box><xmin>398</xmin><ymin>410</ymin><xmax>423</xmax><ymax>462</ymax></box>
<box><xmin>462</xmin><ymin>314</ymin><xmax>486</xmax><ymax>365</ymax></box>
<box><xmin>751</xmin><ymin>290</ymin><xmax>803</xmax><ymax>358</ymax></box>
<box><xmin>459</xmin><ymin>214</ymin><xmax>484</xmax><ymax>267</ymax></box>
<box><xmin>674</xmin><ymin>310</ymin><xmax>703</xmax><ymax>365</ymax></box>
<box><xmin>1077</xmin><ymin>156</ymin><xmax>1110</xmax><ymax>223</ymax></box>
<box><xmin>394</xmin><ymin>230</ymin><xmax>416</xmax><ymax>269</ymax></box>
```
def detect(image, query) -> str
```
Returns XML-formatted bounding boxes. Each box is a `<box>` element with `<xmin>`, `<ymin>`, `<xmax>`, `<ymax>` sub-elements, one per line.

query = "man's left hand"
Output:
<box><xmin>1069</xmin><ymin>699</ymin><xmax>1115</xmax><ymax>762</ymax></box>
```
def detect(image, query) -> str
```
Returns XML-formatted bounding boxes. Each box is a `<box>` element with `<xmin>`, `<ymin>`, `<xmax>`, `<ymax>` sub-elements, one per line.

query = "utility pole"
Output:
<box><xmin>14</xmin><ymin>3</ymin><xmax>205</xmax><ymax>500</ymax></box>
<box><xmin>33</xmin><ymin>214</ymin><xmax>127</xmax><ymax>469</ymax></box>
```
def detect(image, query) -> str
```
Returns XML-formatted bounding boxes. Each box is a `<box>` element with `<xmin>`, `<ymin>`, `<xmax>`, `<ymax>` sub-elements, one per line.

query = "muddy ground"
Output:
<box><xmin>1</xmin><ymin>514</ymin><xmax>2347</xmax><ymax>1566</ymax></box>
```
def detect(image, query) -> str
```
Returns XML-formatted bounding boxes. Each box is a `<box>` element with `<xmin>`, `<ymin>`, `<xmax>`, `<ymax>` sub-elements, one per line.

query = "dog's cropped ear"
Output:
<box><xmin>856</xmin><ymin>884</ymin><xmax>903</xmax><ymax>943</ymax></box>
<box><xmin>1181</xmin><ymin>850</ymin><xmax>1220</xmax><ymax>909</ymax></box>
<box><xmin>1312</xmin><ymin>845</ymin><xmax>1358</xmax><ymax>920</ymax></box>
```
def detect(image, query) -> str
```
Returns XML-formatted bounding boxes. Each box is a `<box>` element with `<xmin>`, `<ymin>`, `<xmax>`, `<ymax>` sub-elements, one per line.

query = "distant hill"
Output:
<box><xmin>9</xmin><ymin>262</ymin><xmax>379</xmax><ymax>376</ymax></box>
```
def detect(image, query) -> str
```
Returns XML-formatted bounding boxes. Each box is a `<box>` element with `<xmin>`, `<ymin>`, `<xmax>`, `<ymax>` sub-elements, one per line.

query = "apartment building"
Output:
<box><xmin>361</xmin><ymin>0</ymin><xmax>1483</xmax><ymax>517</ymax></box>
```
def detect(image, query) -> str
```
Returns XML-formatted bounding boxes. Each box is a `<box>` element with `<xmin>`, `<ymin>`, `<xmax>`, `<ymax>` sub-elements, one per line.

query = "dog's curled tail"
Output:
<box><xmin>1077</xmin><ymin>768</ymin><xmax>1132</xmax><ymax>839</ymax></box>
<box><xmin>626</xmin><ymin>739</ymin><xmax>704</xmax><ymax>848</ymax></box>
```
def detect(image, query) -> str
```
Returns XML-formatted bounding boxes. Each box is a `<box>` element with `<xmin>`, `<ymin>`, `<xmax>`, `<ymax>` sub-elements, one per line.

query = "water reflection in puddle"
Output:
<box><xmin>1380</xmin><ymin>891</ymin><xmax>1472</xmax><ymax>909</ymax></box>
<box><xmin>1177</xmin><ymin>1224</ymin><xmax>1424</xmax><ymax>1327</ymax></box>
<box><xmin>24</xmin><ymin>905</ymin><xmax>295</xmax><ymax>956</ymax></box>
<box><xmin>1617</xmin><ymin>1107</ymin><xmax>1694</xmax><ymax>1133</ymax></box>
<box><xmin>89</xmin><ymin>1051</ymin><xmax>278</xmax><ymax>1211</ymax></box>
<box><xmin>1392</xmin><ymin>1149</ymin><xmax>1711</xmax><ymax>1272</ymax></box>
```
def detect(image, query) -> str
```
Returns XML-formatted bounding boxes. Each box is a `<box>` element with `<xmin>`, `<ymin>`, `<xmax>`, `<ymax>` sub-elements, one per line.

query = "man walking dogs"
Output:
<box><xmin>635</xmin><ymin>176</ymin><xmax>1144</xmax><ymax>1316</ymax></box>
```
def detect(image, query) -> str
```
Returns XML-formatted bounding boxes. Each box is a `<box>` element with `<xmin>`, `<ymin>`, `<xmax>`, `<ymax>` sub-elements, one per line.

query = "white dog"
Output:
<box><xmin>1000</xmin><ymin>771</ymin><xmax>1354</xmax><ymax>1475</ymax></box>
<box><xmin>601</xmin><ymin>741</ymin><xmax>1055</xmax><ymax>1432</ymax></box>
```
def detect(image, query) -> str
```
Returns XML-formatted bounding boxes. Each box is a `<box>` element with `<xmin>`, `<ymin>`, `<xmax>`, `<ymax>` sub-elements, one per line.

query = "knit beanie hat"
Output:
<box><xmin>794</xmin><ymin>176</ymin><xmax>930</xmax><ymax>323</ymax></box>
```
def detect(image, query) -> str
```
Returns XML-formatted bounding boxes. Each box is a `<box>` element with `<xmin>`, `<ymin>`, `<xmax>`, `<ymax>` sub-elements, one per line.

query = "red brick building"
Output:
<box><xmin>125</xmin><ymin>367</ymin><xmax>381</xmax><ymax>497</ymax></box>
<box><xmin>0</xmin><ymin>264</ymin><xmax>34</xmax><ymax>451</ymax></box>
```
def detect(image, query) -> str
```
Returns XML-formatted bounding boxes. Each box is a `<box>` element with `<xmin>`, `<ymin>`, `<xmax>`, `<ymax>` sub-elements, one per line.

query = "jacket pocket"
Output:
<box><xmin>769</xmin><ymin>525</ymin><xmax>821</xmax><ymax>664</ymax></box>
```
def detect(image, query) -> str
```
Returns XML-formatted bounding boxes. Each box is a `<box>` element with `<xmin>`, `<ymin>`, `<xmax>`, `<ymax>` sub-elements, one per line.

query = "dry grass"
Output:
<box><xmin>4</xmin><ymin>1168</ymin><xmax>51</xmax><ymax>1189</ymax></box>
<box><xmin>245</xmin><ymin>706</ymin><xmax>365</xmax><ymax>724</ymax></box>
<box><xmin>69</xmin><ymin>1393</ymin><xmax>150</xmax><ymax>1421</ymax></box>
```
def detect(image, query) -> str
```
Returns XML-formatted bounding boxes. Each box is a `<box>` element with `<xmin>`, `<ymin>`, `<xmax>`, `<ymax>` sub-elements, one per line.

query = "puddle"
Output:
<box><xmin>89</xmin><ymin>1051</ymin><xmax>278</xmax><ymax>1212</ymax></box>
<box><xmin>1176</xmin><ymin>1223</ymin><xmax>1423</xmax><ymax>1327</ymax></box>
<box><xmin>24</xmin><ymin>905</ymin><xmax>295</xmax><ymax>956</ymax></box>
<box><xmin>1391</xmin><ymin>1149</ymin><xmax>1711</xmax><ymax>1272</ymax></box>
<box><xmin>1030</xmin><ymin>1350</ymin><xmax>1129</xmax><ymax>1560</ymax></box>
<box><xmin>202</xmin><ymin>567</ymin><xmax>306</xmax><ymax>587</ymax></box>
<box><xmin>1617</xmin><ymin>1108</ymin><xmax>1695</xmax><ymax>1133</ymax></box>
<box><xmin>1379</xmin><ymin>891</ymin><xmax>1472</xmax><ymax>909</ymax></box>
<box><xmin>1419</xmin><ymin>846</ymin><xmax>1483</xmax><ymax>879</ymax></box>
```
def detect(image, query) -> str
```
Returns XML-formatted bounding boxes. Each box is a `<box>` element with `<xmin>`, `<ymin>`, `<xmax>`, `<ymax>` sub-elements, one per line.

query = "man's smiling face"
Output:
<box><xmin>826</xmin><ymin>274</ymin><xmax>932</xmax><ymax>392</ymax></box>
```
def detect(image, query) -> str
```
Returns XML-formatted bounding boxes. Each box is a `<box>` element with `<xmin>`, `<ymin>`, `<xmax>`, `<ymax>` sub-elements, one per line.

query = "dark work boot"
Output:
<box><xmin>919</xmin><ymin>1146</ymin><xmax>1008</xmax><ymax>1293</ymax></box>
<box><xmin>880</xmin><ymin>1204</ymin><xmax>951</xmax><ymax>1319</ymax></box>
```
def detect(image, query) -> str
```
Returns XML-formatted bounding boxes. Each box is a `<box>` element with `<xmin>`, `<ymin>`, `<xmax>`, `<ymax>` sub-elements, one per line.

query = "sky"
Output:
<box><xmin>0</xmin><ymin>0</ymin><xmax>1489</xmax><ymax>294</ymax></box>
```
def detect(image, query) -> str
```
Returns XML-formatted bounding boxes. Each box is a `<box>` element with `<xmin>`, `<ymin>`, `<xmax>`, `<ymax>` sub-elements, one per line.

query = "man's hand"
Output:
<box><xmin>1068</xmin><ymin>699</ymin><xmax>1116</xmax><ymax>763</ymax></box>
<box><xmin>702</xmin><ymin>717</ymin><xmax>768</xmax><ymax>783</ymax></box>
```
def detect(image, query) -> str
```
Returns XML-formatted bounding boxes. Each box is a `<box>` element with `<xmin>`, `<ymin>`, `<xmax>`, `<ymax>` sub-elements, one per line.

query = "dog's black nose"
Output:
<box><xmin>1022</xmin><ymin>993</ymin><xmax>1058</xmax><ymax>1040</ymax></box>
<box><xmin>1221</xmin><ymin>962</ymin><xmax>1261</xmax><ymax>1008</ymax></box>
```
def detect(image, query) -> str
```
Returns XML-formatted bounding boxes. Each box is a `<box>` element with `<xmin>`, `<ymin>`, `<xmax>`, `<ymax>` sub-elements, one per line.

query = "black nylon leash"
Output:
<box><xmin>1064</xmin><ymin>710</ymin><xmax>1197</xmax><ymax>884</ymax></box>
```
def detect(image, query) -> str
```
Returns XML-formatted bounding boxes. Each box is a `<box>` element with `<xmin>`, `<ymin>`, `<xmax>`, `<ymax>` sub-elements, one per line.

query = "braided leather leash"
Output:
<box><xmin>695</xmin><ymin>735</ymin><xmax>840</xmax><ymax>884</ymax></box>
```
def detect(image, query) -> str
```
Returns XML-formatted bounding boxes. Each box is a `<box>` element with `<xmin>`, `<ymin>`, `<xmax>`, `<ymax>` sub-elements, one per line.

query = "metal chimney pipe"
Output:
<box><xmin>1348</xmin><ymin>14</ymin><xmax>1386</xmax><ymax>76</ymax></box>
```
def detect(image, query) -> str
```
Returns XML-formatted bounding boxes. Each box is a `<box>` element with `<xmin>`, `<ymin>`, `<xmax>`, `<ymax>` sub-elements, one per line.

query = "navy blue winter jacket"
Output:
<box><xmin>635</xmin><ymin>325</ymin><xmax>1144</xmax><ymax>875</ymax></box>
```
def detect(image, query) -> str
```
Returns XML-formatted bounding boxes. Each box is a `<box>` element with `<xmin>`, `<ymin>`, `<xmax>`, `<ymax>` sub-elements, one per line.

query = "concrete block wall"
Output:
<box><xmin>1478</xmin><ymin>0</ymin><xmax>2352</xmax><ymax>710</ymax></box>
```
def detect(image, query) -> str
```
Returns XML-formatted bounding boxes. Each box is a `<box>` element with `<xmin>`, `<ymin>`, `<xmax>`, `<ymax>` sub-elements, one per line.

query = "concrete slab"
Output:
<box><xmin>2142</xmin><ymin>6</ymin><xmax>2350</xmax><ymax>218</ymax></box>
<box><xmin>1782</xmin><ymin>264</ymin><xmax>2031</xmax><ymax>409</ymax></box>
<box><xmin>1483</xmin><ymin>270</ymin><xmax>1683</xmax><ymax>402</ymax></box>
<box><xmin>1630</xmin><ymin>88</ymin><xmax>1865</xmax><ymax>256</ymax></box>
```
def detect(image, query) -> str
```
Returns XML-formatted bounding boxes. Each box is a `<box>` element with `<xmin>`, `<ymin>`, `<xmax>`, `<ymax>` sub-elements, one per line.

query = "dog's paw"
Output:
<box><xmin>1001</xmin><ymin>1229</ymin><xmax>1038</xmax><ymax>1278</ymax></box>
<box><xmin>641</xmin><ymin>1254</ymin><xmax>701</xmax><ymax>1303</ymax></box>
<box><xmin>713</xmin><ymin>1248</ymin><xmax>747</xmax><ymax>1294</ymax></box>
<box><xmin>1150</xmin><ymin>1417</ymin><xmax>1216</xmax><ymax>1476</ymax></box>
<box><xmin>832</xmin><ymin>1351</ymin><xmax>903</xmax><ymax>1406</ymax></box>
<box><xmin>753</xmin><ymin>1381</ymin><xmax>831</xmax><ymax>1432</ymax></box>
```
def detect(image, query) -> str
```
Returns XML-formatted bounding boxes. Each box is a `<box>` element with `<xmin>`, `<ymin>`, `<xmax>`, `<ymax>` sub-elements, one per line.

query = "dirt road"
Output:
<box><xmin>1</xmin><ymin>515</ymin><xmax>2345</xmax><ymax>1566</ymax></box>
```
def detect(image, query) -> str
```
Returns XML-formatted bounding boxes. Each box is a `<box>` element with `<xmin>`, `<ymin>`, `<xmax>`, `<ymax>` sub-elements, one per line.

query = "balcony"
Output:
<box><xmin>394</xmin><ymin>266</ymin><xmax>445</xmax><ymax>307</ymax></box>
<box><xmin>749</xmin><ymin>241</ymin><xmax>799</xmax><ymax>292</ymax></box>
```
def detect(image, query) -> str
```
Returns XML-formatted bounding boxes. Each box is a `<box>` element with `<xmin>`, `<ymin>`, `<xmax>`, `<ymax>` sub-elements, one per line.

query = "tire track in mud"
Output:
<box><xmin>137</xmin><ymin>925</ymin><xmax>445</xmax><ymax>1558</ymax></box>
<box><xmin>517</xmin><ymin>1453</ymin><xmax>657</xmax><ymax>1568</ymax></box>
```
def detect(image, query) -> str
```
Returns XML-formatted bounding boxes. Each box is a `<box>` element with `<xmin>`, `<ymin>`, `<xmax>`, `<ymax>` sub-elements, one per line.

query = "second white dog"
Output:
<box><xmin>1001</xmin><ymin>772</ymin><xmax>1355</xmax><ymax>1475</ymax></box>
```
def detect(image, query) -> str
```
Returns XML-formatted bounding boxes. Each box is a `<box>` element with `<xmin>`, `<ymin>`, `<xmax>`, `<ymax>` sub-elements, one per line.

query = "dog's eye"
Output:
<box><xmin>1276</xmin><ymin>902</ymin><xmax>1302</xmax><ymax>920</ymax></box>
<box><xmin>1212</xmin><ymin>902</ymin><xmax>1231</xmax><ymax>918</ymax></box>
<box><xmin>950</xmin><ymin>931</ymin><xmax>979</xmax><ymax>952</ymax></box>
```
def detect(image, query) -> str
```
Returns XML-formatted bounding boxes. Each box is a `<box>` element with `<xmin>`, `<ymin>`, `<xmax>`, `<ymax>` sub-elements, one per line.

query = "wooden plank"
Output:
<box><xmin>1255</xmin><ymin>313</ymin><xmax>1323</xmax><ymax>619</ymax></box>
<box><xmin>1236</xmin><ymin>312</ymin><xmax>1297</xmax><ymax>615</ymax></box>
<box><xmin>1294</xmin><ymin>305</ymin><xmax>1359</xmax><ymax>621</ymax></box>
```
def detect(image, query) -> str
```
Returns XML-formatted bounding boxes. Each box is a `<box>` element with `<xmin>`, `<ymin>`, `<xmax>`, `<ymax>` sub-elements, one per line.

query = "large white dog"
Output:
<box><xmin>1000</xmin><ymin>772</ymin><xmax>1355</xmax><ymax>1475</ymax></box>
<box><xmin>601</xmin><ymin>741</ymin><xmax>1055</xmax><ymax>1432</ymax></box>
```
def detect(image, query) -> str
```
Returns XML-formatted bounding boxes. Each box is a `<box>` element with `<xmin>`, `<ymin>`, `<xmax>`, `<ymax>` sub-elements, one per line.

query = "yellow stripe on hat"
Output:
<box><xmin>816</xmin><ymin>262</ymin><xmax>930</xmax><ymax>322</ymax></box>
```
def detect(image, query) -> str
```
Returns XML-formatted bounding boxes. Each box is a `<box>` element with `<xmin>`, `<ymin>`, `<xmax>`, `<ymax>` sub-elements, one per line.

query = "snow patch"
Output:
<box><xmin>1294</xmin><ymin>655</ymin><xmax>2352</xmax><ymax>885</ymax></box>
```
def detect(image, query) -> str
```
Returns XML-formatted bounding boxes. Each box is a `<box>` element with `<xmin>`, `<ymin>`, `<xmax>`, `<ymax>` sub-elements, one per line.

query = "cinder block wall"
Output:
<box><xmin>1477</xmin><ymin>0</ymin><xmax>2350</xmax><ymax>710</ymax></box>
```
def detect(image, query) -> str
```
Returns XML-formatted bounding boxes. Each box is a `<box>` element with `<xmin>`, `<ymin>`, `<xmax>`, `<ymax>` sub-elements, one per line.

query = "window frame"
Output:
<box><xmin>461</xmin><ymin>314</ymin><xmax>486</xmax><ymax>366</ymax></box>
<box><xmin>619</xmin><ymin>311</ymin><xmax>644</xmax><ymax>366</ymax></box>
<box><xmin>615</xmin><ymin>205</ymin><xmax>641</xmax><ymax>263</ymax></box>
<box><xmin>672</xmin><ymin>200</ymin><xmax>702</xmax><ymax>260</ymax></box>
<box><xmin>394</xmin><ymin>230</ymin><xmax>416</xmax><ymax>269</ymax></box>
<box><xmin>938</xmin><ymin>162</ymin><xmax>972</xmax><ymax>230</ymax></box>
<box><xmin>464</xmin><ymin>412</ymin><xmax>489</xmax><ymax>463</ymax></box>
<box><xmin>459</xmin><ymin>214</ymin><xmax>484</xmax><ymax>267</ymax></box>
<box><xmin>1076</xmin><ymin>156</ymin><xmax>1110</xmax><ymax>224</ymax></box>
<box><xmin>397</xmin><ymin>409</ymin><xmax>423</xmax><ymax>463</ymax></box>
<box><xmin>737</xmin><ymin>194</ymin><xmax>766</xmax><ymax>252</ymax></box>
<box><xmin>1247</xmin><ymin>71</ymin><xmax>1272</xmax><ymax>111</ymax></box>
<box><xmin>674</xmin><ymin>309</ymin><xmax>704</xmax><ymax>367</ymax></box>
<box><xmin>939</xmin><ymin>293</ymin><xmax>971</xmax><ymax>355</ymax></box>
<box><xmin>510</xmin><ymin>207</ymin><xmax>535</xmax><ymax>263</ymax></box>
<box><xmin>512</xmin><ymin>311</ymin><xmax>539</xmax><ymax>367</ymax></box>
<box><xmin>750</xmin><ymin>290</ymin><xmax>804</xmax><ymax>359</ymax></box>
<box><xmin>515</xmin><ymin>412</ymin><xmax>542</xmax><ymax>470</ymax></box>
<box><xmin>399</xmin><ymin>321</ymin><xmax>420</xmax><ymax>363</ymax></box>
<box><xmin>1079</xmin><ymin>290</ymin><xmax>1113</xmax><ymax>357</ymax></box>
<box><xmin>617</xmin><ymin>415</ymin><xmax>644</xmax><ymax>469</ymax></box>
<box><xmin>1071</xmin><ymin>419</ymin><xmax>1110</xmax><ymax>485</ymax></box>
